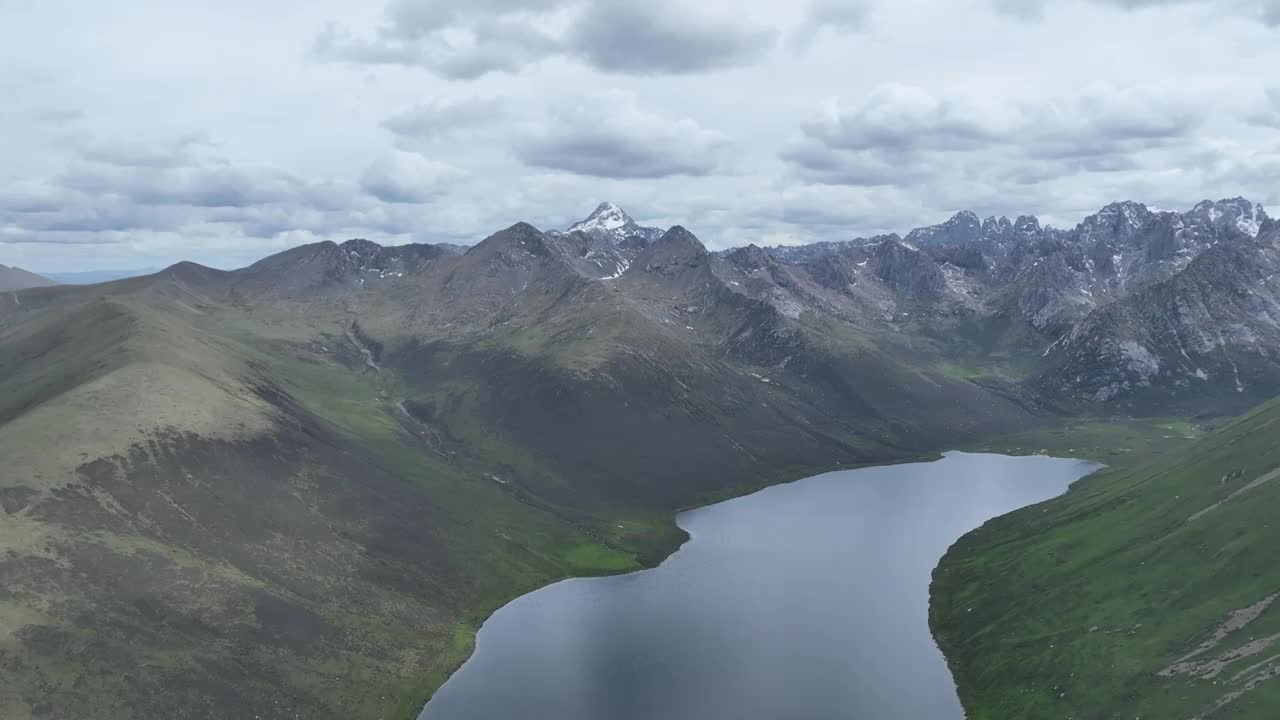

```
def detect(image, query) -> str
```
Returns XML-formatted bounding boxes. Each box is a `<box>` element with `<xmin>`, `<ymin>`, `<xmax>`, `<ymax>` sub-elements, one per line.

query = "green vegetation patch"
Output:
<box><xmin>933</xmin><ymin>398</ymin><xmax>1280</xmax><ymax>719</ymax></box>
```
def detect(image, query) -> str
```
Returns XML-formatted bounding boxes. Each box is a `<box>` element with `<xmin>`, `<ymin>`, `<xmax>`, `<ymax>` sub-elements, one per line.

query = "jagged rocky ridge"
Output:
<box><xmin>169</xmin><ymin>195</ymin><xmax>1278</xmax><ymax>412</ymax></box>
<box><xmin>759</xmin><ymin>197</ymin><xmax>1277</xmax><ymax>410</ymax></box>
<box><xmin>90</xmin><ymin>195</ymin><xmax>1273</xmax><ymax>413</ymax></box>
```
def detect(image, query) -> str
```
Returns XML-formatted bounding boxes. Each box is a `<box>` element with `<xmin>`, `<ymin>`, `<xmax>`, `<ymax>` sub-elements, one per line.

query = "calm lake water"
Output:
<box><xmin>420</xmin><ymin>452</ymin><xmax>1098</xmax><ymax>720</ymax></box>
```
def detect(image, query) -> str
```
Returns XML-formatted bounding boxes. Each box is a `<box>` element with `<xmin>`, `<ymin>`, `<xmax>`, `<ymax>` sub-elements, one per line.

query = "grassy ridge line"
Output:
<box><xmin>931</xmin><ymin>402</ymin><xmax>1280</xmax><ymax>719</ymax></box>
<box><xmin>250</xmin><ymin>347</ymin><xmax>670</xmax><ymax>718</ymax></box>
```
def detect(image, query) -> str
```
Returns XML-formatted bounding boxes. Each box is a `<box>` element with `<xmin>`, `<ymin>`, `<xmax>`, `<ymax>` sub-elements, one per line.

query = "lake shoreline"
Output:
<box><xmin>417</xmin><ymin>452</ymin><xmax>1095</xmax><ymax>720</ymax></box>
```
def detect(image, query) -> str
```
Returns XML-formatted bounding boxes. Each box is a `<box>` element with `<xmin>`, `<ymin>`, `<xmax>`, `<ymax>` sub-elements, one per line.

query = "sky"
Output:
<box><xmin>2</xmin><ymin>0</ymin><xmax>1279</xmax><ymax>272</ymax></box>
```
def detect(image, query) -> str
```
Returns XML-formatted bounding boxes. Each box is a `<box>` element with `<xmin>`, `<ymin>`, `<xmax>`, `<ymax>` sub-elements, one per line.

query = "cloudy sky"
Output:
<box><xmin>2</xmin><ymin>0</ymin><xmax>1279</xmax><ymax>272</ymax></box>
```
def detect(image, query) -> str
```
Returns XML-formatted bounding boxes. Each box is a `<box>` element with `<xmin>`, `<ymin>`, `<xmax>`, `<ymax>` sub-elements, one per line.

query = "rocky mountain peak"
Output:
<box><xmin>906</xmin><ymin>210</ymin><xmax>983</xmax><ymax>247</ymax></box>
<box><xmin>628</xmin><ymin>226</ymin><xmax>710</xmax><ymax>277</ymax></box>
<box><xmin>468</xmin><ymin>222</ymin><xmax>549</xmax><ymax>257</ymax></box>
<box><xmin>572</xmin><ymin>202</ymin><xmax>632</xmax><ymax>233</ymax></box>
<box><xmin>339</xmin><ymin>238</ymin><xmax>384</xmax><ymax>259</ymax></box>
<box><xmin>565</xmin><ymin>202</ymin><xmax>665</xmax><ymax>247</ymax></box>
<box><xmin>1086</xmin><ymin>201</ymin><xmax>1152</xmax><ymax>232</ymax></box>
<box><xmin>982</xmin><ymin>216</ymin><xmax>1014</xmax><ymax>237</ymax></box>
<box><xmin>1261</xmin><ymin>217</ymin><xmax>1280</xmax><ymax>240</ymax></box>
<box><xmin>654</xmin><ymin>225</ymin><xmax>706</xmax><ymax>252</ymax></box>
<box><xmin>1014</xmin><ymin>215</ymin><xmax>1042</xmax><ymax>234</ymax></box>
<box><xmin>724</xmin><ymin>244</ymin><xmax>774</xmax><ymax>274</ymax></box>
<box><xmin>1186</xmin><ymin>197</ymin><xmax>1269</xmax><ymax>237</ymax></box>
<box><xmin>869</xmin><ymin>237</ymin><xmax>946</xmax><ymax>301</ymax></box>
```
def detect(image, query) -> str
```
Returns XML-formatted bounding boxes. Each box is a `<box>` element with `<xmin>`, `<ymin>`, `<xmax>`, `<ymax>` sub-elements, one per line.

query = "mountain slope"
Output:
<box><xmin>761</xmin><ymin>198</ymin><xmax>1280</xmax><ymax>410</ymax></box>
<box><xmin>0</xmin><ymin>277</ymin><xmax>652</xmax><ymax>720</ymax></box>
<box><xmin>0</xmin><ymin>212</ymin><xmax>1048</xmax><ymax>720</ymax></box>
<box><xmin>1041</xmin><ymin>224</ymin><xmax>1280</xmax><ymax>411</ymax></box>
<box><xmin>0</xmin><ymin>264</ymin><xmax>57</xmax><ymax>292</ymax></box>
<box><xmin>932</xmin><ymin>396</ymin><xmax>1280</xmax><ymax>720</ymax></box>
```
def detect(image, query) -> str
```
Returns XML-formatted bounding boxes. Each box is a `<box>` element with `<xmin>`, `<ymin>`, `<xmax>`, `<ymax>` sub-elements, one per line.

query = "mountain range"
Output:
<box><xmin>1</xmin><ymin>197</ymin><xmax>1277</xmax><ymax>719</ymax></box>
<box><xmin>762</xmin><ymin>197</ymin><xmax>1277</xmax><ymax>412</ymax></box>
<box><xmin>41</xmin><ymin>268</ymin><xmax>159</xmax><ymax>285</ymax></box>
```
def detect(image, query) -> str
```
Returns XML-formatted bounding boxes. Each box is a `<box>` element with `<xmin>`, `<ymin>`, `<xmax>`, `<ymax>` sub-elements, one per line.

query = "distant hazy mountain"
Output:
<box><xmin>42</xmin><ymin>268</ymin><xmax>158</xmax><ymax>285</ymax></box>
<box><xmin>0</xmin><ymin>264</ymin><xmax>58</xmax><ymax>291</ymax></box>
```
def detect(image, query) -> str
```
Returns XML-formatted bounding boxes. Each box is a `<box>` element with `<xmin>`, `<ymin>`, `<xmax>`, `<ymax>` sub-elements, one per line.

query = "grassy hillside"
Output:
<box><xmin>0</xmin><ymin>291</ymin><xmax>665</xmax><ymax>720</ymax></box>
<box><xmin>932</xmin><ymin>397</ymin><xmax>1280</xmax><ymax>719</ymax></box>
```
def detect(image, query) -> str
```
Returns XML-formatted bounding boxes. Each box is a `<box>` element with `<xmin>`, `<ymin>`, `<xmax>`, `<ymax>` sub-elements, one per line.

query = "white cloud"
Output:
<box><xmin>360</xmin><ymin>151</ymin><xmax>462</xmax><ymax>203</ymax></box>
<box><xmin>381</xmin><ymin>97</ymin><xmax>508</xmax><ymax>141</ymax></box>
<box><xmin>515</xmin><ymin>91</ymin><xmax>730</xmax><ymax>178</ymax></box>
<box><xmin>0</xmin><ymin>0</ymin><xmax>1278</xmax><ymax>271</ymax></box>
<box><xmin>784</xmin><ymin>83</ymin><xmax>1209</xmax><ymax>189</ymax></box>
<box><xmin>314</xmin><ymin>0</ymin><xmax>776</xmax><ymax>78</ymax></box>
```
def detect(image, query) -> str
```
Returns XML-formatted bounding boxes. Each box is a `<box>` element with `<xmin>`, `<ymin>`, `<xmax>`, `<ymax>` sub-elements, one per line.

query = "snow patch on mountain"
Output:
<box><xmin>564</xmin><ymin>202</ymin><xmax>665</xmax><ymax>246</ymax></box>
<box><xmin>570</xmin><ymin>202</ymin><xmax>629</xmax><ymax>234</ymax></box>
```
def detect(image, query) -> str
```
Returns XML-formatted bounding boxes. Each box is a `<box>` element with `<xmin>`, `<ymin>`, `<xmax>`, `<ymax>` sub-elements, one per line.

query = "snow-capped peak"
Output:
<box><xmin>570</xmin><ymin>202</ymin><xmax>634</xmax><ymax>234</ymax></box>
<box><xmin>563</xmin><ymin>202</ymin><xmax>666</xmax><ymax>247</ymax></box>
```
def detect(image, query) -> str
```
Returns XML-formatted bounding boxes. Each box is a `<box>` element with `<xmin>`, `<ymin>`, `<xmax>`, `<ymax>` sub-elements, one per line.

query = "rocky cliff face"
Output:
<box><xmin>1042</xmin><ymin>227</ymin><xmax>1280</xmax><ymax>407</ymax></box>
<box><xmin>757</xmin><ymin>197</ymin><xmax>1277</xmax><ymax>408</ymax></box>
